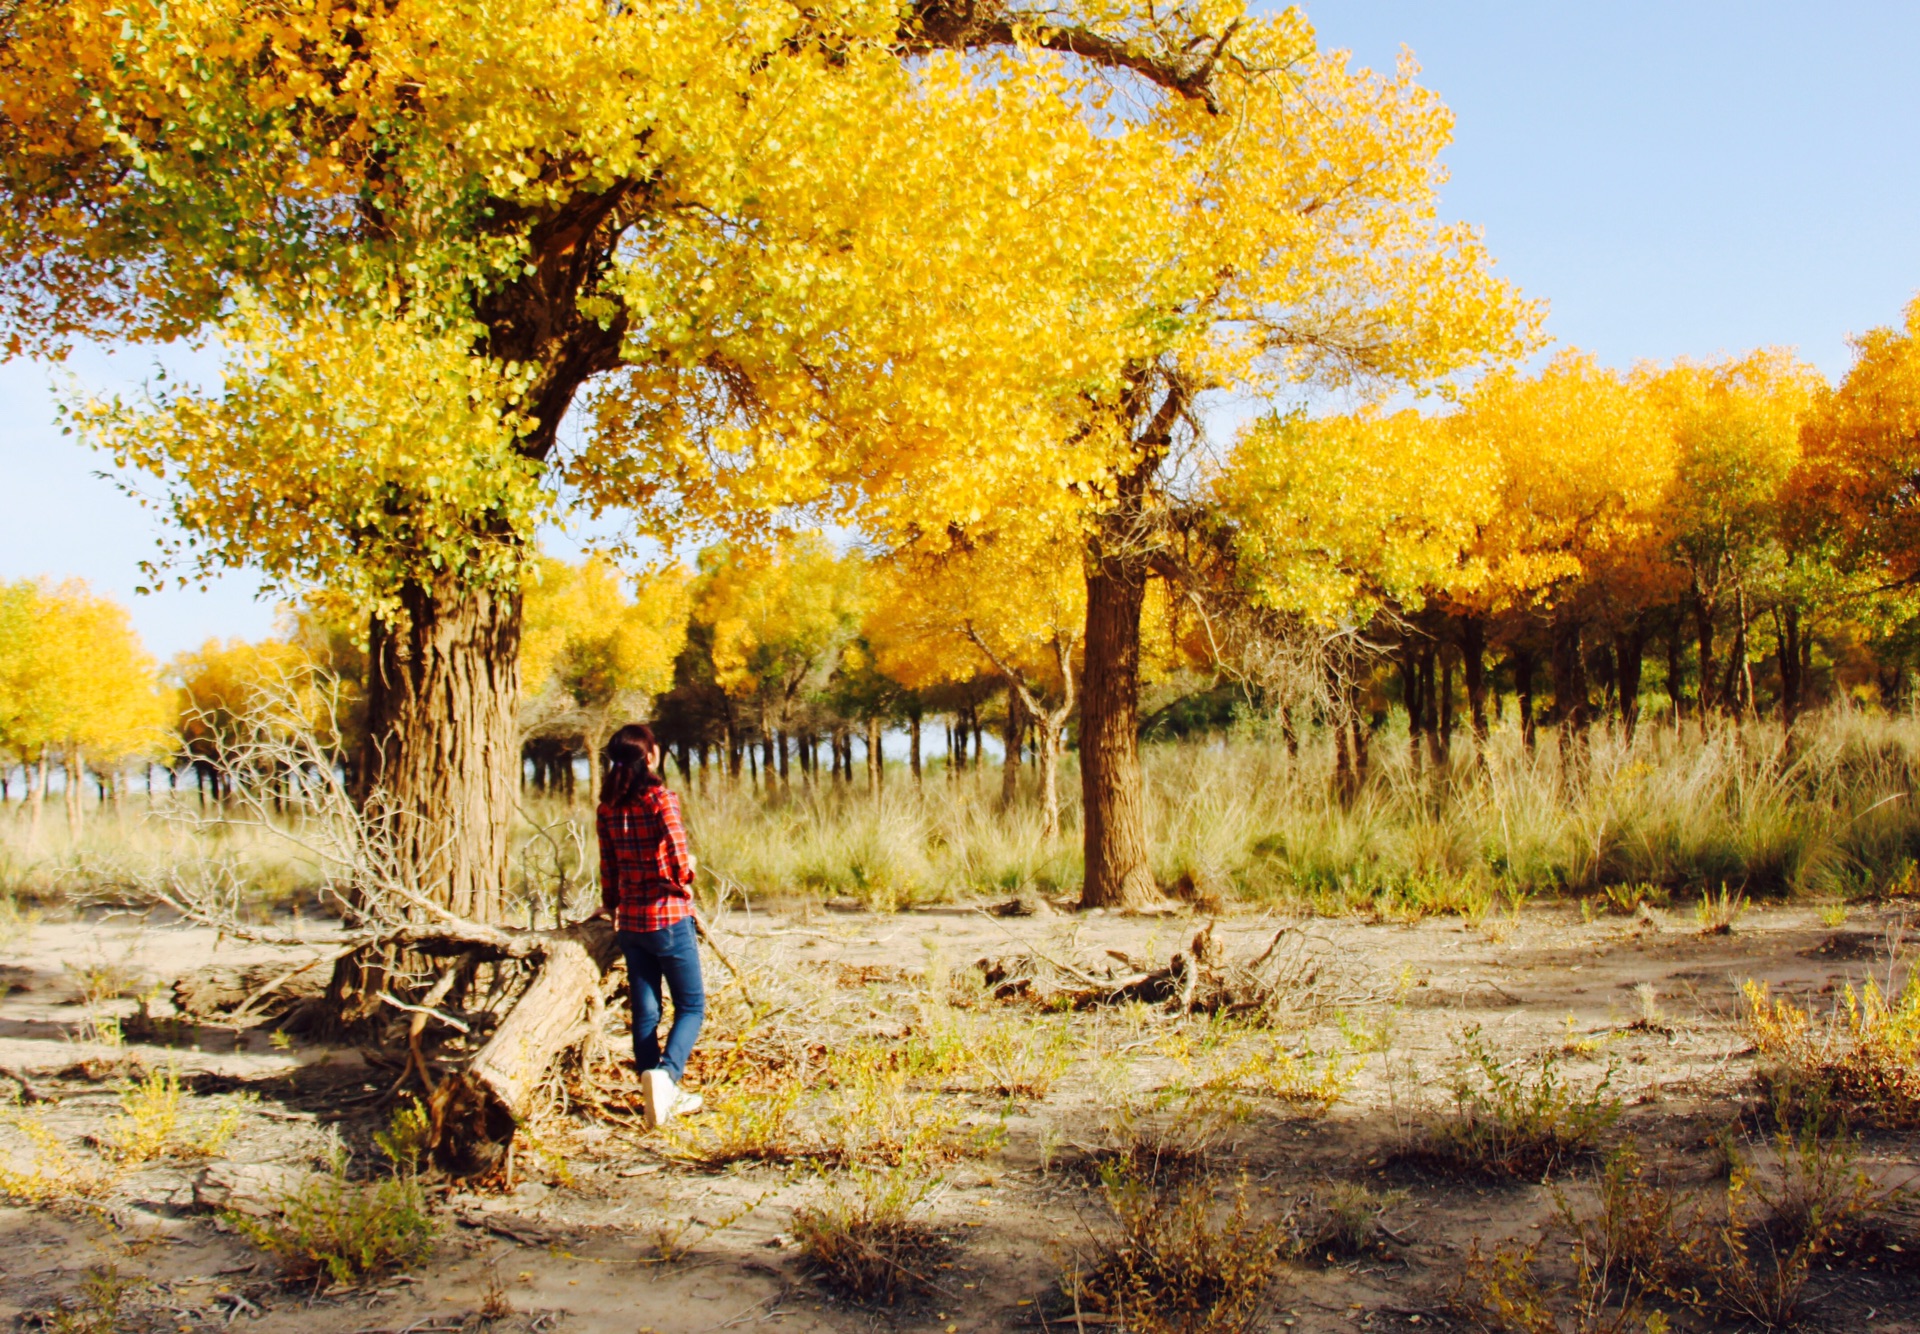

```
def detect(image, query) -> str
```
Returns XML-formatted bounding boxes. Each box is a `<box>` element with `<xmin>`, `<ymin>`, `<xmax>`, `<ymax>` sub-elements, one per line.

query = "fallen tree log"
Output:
<box><xmin>425</xmin><ymin>919</ymin><xmax>620</xmax><ymax>1179</ymax></box>
<box><xmin>200</xmin><ymin>915</ymin><xmax>623</xmax><ymax>1181</ymax></box>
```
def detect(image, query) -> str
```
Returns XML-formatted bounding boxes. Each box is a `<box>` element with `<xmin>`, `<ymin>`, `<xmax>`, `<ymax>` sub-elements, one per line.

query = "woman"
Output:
<box><xmin>593</xmin><ymin>722</ymin><xmax>705</xmax><ymax>1128</ymax></box>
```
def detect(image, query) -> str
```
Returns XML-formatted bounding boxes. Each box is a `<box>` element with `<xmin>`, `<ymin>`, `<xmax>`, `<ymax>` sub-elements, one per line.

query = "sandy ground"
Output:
<box><xmin>3</xmin><ymin>897</ymin><xmax>1919</xmax><ymax>1332</ymax></box>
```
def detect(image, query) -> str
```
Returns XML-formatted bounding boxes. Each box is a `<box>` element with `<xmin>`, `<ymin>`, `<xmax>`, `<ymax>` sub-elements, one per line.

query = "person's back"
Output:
<box><xmin>592</xmin><ymin>724</ymin><xmax>704</xmax><ymax>1128</ymax></box>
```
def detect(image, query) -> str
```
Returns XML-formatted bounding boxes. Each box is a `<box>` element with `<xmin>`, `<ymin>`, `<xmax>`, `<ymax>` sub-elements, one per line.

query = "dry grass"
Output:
<box><xmin>9</xmin><ymin>706</ymin><xmax>1920</xmax><ymax>917</ymax></box>
<box><xmin>790</xmin><ymin>1155</ymin><xmax>949</xmax><ymax>1305</ymax></box>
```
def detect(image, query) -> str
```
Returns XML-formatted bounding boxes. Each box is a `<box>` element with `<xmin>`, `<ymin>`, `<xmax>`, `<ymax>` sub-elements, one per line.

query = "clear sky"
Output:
<box><xmin>2</xmin><ymin>1</ymin><xmax>1916</xmax><ymax>661</ymax></box>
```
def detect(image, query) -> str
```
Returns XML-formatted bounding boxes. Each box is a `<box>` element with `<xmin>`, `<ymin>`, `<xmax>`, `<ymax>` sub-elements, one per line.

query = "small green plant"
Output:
<box><xmin>226</xmin><ymin>1142</ymin><xmax>435</xmax><ymax>1288</ymax></box>
<box><xmin>374</xmin><ymin>1098</ymin><xmax>432</xmax><ymax>1176</ymax></box>
<box><xmin>1818</xmin><ymin>904</ymin><xmax>1847</xmax><ymax>928</ymax></box>
<box><xmin>1455</xmin><ymin>1237</ymin><xmax>1670</xmax><ymax>1334</ymax></box>
<box><xmin>36</xmin><ymin>1266</ymin><xmax>142</xmax><ymax>1334</ymax></box>
<box><xmin>1411</xmin><ymin>1027</ymin><xmax>1620</xmax><ymax>1179</ymax></box>
<box><xmin>790</xmin><ymin>1155</ymin><xmax>948</xmax><ymax>1303</ymax></box>
<box><xmin>1065</xmin><ymin>1163</ymin><xmax>1282</xmax><ymax>1334</ymax></box>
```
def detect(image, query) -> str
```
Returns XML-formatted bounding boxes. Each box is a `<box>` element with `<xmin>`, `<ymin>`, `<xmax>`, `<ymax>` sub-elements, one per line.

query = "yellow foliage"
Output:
<box><xmin>1799</xmin><ymin>297</ymin><xmax>1920</xmax><ymax>585</ymax></box>
<box><xmin>1453</xmin><ymin>350</ymin><xmax>1675</xmax><ymax>610</ymax></box>
<box><xmin>692</xmin><ymin>535</ymin><xmax>864</xmax><ymax>711</ymax></box>
<box><xmin>520</xmin><ymin>555</ymin><xmax>689</xmax><ymax>707</ymax></box>
<box><xmin>1214</xmin><ymin>409</ymin><xmax>1498</xmax><ymax>623</ymax></box>
<box><xmin>0</xmin><ymin>578</ymin><xmax>166</xmax><ymax>768</ymax></box>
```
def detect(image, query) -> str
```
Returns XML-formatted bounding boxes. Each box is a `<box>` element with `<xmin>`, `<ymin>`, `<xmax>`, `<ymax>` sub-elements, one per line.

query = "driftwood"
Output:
<box><xmin>977</xmin><ymin>921</ymin><xmax>1367</xmax><ymax>1017</ymax></box>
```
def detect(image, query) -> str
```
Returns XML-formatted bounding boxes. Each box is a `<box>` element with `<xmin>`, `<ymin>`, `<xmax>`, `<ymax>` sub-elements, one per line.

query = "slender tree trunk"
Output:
<box><xmin>1614</xmin><ymin>625</ymin><xmax>1647</xmax><ymax>740</ymax></box>
<box><xmin>1666</xmin><ymin>626</ymin><xmax>1686</xmax><ymax>724</ymax></box>
<box><xmin>27</xmin><ymin>755</ymin><xmax>46</xmax><ymax>847</ymax></box>
<box><xmin>1735</xmin><ymin>587</ymin><xmax>1756</xmax><ymax>716</ymax></box>
<box><xmin>1462</xmin><ymin>615</ymin><xmax>1488</xmax><ymax>744</ymax></box>
<box><xmin>1779</xmin><ymin>604</ymin><xmax>1807</xmax><ymax>733</ymax></box>
<box><xmin>1550</xmin><ymin>605</ymin><xmax>1590</xmax><ymax>750</ymax></box>
<box><xmin>1035</xmin><ymin>716</ymin><xmax>1064</xmax><ymax>839</ymax></box>
<box><xmin>1692</xmin><ymin>583</ymin><xmax>1719</xmax><ymax>719</ymax></box>
<box><xmin>865</xmin><ymin>716</ymin><xmax>883</xmax><ymax>796</ymax></box>
<box><xmin>64</xmin><ymin>750</ymin><xmax>84</xmax><ymax>844</ymax></box>
<box><xmin>360</xmin><ymin>578</ymin><xmax>522</xmax><ymax>923</ymax></box>
<box><xmin>909</xmin><ymin>713</ymin><xmax>922</xmax><ymax>782</ymax></box>
<box><xmin>1513</xmin><ymin>649</ymin><xmax>1538</xmax><ymax>751</ymax></box>
<box><xmin>1078</xmin><ymin>545</ymin><xmax>1163</xmax><ymax>910</ymax></box>
<box><xmin>1400</xmin><ymin>636</ymin><xmax>1424</xmax><ymax>773</ymax></box>
<box><xmin>1001</xmin><ymin>687</ymin><xmax>1024</xmax><ymax>807</ymax></box>
<box><xmin>1421</xmin><ymin>643</ymin><xmax>1442</xmax><ymax>767</ymax></box>
<box><xmin>1438</xmin><ymin>649</ymin><xmax>1455</xmax><ymax>764</ymax></box>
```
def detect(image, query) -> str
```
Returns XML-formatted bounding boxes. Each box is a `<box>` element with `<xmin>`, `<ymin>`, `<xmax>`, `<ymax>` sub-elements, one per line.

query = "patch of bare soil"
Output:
<box><xmin>3</xmin><ymin>900</ymin><xmax>1920</xmax><ymax>1332</ymax></box>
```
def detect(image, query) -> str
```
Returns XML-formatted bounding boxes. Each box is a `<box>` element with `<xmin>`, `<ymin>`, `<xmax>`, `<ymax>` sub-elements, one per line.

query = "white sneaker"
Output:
<box><xmin>641</xmin><ymin>1070</ymin><xmax>703</xmax><ymax>1127</ymax></box>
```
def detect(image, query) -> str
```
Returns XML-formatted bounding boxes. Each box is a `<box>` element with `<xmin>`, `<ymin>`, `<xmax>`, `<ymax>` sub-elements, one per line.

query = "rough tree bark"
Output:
<box><xmin>361</xmin><ymin>576</ymin><xmax>523</xmax><ymax>924</ymax></box>
<box><xmin>1079</xmin><ymin>529</ymin><xmax>1164</xmax><ymax>910</ymax></box>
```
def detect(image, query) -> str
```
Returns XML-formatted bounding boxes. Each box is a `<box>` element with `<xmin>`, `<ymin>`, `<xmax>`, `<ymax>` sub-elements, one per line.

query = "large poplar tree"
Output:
<box><xmin>3</xmin><ymin>0</ymin><xmax>1240</xmax><ymax>919</ymax></box>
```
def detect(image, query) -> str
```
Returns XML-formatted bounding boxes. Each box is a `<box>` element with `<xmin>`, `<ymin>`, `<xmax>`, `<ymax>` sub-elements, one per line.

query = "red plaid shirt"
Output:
<box><xmin>598</xmin><ymin>786</ymin><xmax>694</xmax><ymax>933</ymax></box>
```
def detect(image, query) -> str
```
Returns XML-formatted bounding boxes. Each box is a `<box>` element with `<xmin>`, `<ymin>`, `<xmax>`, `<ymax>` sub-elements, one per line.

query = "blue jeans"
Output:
<box><xmin>617</xmin><ymin>919</ymin><xmax>705</xmax><ymax>1083</ymax></box>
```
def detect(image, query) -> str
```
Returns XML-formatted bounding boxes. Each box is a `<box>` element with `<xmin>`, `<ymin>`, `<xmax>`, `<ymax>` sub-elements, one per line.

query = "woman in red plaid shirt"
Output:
<box><xmin>592</xmin><ymin>723</ymin><xmax>705</xmax><ymax>1128</ymax></box>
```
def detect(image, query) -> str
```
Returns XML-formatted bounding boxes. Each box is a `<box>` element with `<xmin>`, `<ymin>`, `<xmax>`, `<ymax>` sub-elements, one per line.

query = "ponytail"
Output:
<box><xmin>601</xmin><ymin>722</ymin><xmax>663</xmax><ymax>807</ymax></box>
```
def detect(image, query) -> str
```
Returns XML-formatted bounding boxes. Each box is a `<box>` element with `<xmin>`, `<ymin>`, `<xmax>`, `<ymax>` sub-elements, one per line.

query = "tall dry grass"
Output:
<box><xmin>4</xmin><ymin>706</ymin><xmax>1919</xmax><ymax>916</ymax></box>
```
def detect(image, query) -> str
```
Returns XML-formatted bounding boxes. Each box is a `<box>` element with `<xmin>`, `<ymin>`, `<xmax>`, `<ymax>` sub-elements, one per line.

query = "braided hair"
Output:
<box><xmin>600</xmin><ymin>722</ymin><xmax>663</xmax><ymax>807</ymax></box>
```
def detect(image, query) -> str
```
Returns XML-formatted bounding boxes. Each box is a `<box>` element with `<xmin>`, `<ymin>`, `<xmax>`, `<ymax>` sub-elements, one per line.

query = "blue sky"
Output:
<box><xmin>3</xmin><ymin>1</ymin><xmax>1916</xmax><ymax>661</ymax></box>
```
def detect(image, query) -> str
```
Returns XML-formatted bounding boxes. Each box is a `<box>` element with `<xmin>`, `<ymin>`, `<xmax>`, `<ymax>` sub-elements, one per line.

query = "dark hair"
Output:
<box><xmin>601</xmin><ymin>723</ymin><xmax>663</xmax><ymax>807</ymax></box>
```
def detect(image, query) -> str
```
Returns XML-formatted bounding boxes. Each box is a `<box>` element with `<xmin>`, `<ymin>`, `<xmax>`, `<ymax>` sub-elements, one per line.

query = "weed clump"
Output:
<box><xmin>790</xmin><ymin>1156</ymin><xmax>949</xmax><ymax>1305</ymax></box>
<box><xmin>1286</xmin><ymin>1181</ymin><xmax>1406</xmax><ymax>1260</ymax></box>
<box><xmin>1407</xmin><ymin>1027</ymin><xmax>1619</xmax><ymax>1179</ymax></box>
<box><xmin>97</xmin><ymin>1066</ymin><xmax>244</xmax><ymax>1164</ymax></box>
<box><xmin>227</xmin><ymin>1111</ymin><xmax>435</xmax><ymax>1288</ymax></box>
<box><xmin>1745</xmin><ymin>973</ymin><xmax>1920</xmax><ymax>1127</ymax></box>
<box><xmin>1064</xmin><ymin>1164</ymin><xmax>1283</xmax><ymax>1334</ymax></box>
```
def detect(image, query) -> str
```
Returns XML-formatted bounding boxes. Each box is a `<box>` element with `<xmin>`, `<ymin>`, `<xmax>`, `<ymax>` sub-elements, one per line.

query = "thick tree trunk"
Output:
<box><xmin>909</xmin><ymin>713</ymin><xmax>922</xmax><ymax>782</ymax></box>
<box><xmin>363</xmin><ymin>577</ymin><xmax>523</xmax><ymax>924</ymax></box>
<box><xmin>1461</xmin><ymin>615</ymin><xmax>1489</xmax><ymax>743</ymax></box>
<box><xmin>1079</xmin><ymin>549</ymin><xmax>1164</xmax><ymax>911</ymax></box>
<box><xmin>866</xmin><ymin>716</ymin><xmax>884</xmax><ymax>795</ymax></box>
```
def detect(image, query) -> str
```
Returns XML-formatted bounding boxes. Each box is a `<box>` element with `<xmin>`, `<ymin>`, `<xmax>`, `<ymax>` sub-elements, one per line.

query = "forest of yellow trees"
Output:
<box><xmin>6</xmin><ymin>296</ymin><xmax>1920</xmax><ymax>843</ymax></box>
